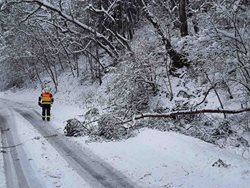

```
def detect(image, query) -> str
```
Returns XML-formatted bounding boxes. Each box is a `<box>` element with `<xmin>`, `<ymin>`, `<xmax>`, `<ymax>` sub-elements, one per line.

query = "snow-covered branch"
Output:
<box><xmin>87</xmin><ymin>4</ymin><xmax>115</xmax><ymax>23</ymax></box>
<box><xmin>20</xmin><ymin>0</ymin><xmax>119</xmax><ymax>58</ymax></box>
<box><xmin>136</xmin><ymin>108</ymin><xmax>250</xmax><ymax>120</ymax></box>
<box><xmin>118</xmin><ymin>108</ymin><xmax>250</xmax><ymax>125</ymax></box>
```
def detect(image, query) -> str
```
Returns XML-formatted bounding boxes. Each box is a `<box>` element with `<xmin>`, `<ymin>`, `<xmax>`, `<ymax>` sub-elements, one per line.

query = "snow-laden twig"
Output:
<box><xmin>104</xmin><ymin>27</ymin><xmax>131</xmax><ymax>51</ymax></box>
<box><xmin>88</xmin><ymin>4</ymin><xmax>115</xmax><ymax>23</ymax></box>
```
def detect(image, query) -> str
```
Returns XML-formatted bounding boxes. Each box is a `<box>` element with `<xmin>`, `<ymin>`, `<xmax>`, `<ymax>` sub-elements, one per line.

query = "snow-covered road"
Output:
<box><xmin>1</xmin><ymin>93</ymin><xmax>250</xmax><ymax>188</ymax></box>
<box><xmin>0</xmin><ymin>110</ymin><xmax>43</xmax><ymax>188</ymax></box>
<box><xmin>0</xmin><ymin>99</ymin><xmax>138</xmax><ymax>188</ymax></box>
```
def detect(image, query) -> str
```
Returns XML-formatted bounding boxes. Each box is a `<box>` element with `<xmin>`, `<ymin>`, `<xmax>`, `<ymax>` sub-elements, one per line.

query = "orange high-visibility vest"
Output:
<box><xmin>40</xmin><ymin>92</ymin><xmax>53</xmax><ymax>104</ymax></box>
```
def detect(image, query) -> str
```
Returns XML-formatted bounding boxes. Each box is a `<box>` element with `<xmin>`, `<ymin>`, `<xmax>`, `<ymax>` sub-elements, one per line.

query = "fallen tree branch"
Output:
<box><xmin>136</xmin><ymin>108</ymin><xmax>250</xmax><ymax>120</ymax></box>
<box><xmin>118</xmin><ymin>108</ymin><xmax>250</xmax><ymax>125</ymax></box>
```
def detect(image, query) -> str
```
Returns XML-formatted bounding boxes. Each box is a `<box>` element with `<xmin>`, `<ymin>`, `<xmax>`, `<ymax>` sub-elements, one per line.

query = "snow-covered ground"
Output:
<box><xmin>12</xmin><ymin>111</ymin><xmax>91</xmax><ymax>188</ymax></box>
<box><xmin>1</xmin><ymin>86</ymin><xmax>250</xmax><ymax>188</ymax></box>
<box><xmin>0</xmin><ymin>131</ymin><xmax>6</xmax><ymax>188</ymax></box>
<box><xmin>82</xmin><ymin>129</ymin><xmax>250</xmax><ymax>188</ymax></box>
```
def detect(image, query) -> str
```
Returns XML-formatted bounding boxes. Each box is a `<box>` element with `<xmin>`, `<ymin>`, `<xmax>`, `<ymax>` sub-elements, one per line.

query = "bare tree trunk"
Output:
<box><xmin>95</xmin><ymin>41</ymin><xmax>102</xmax><ymax>85</ymax></box>
<box><xmin>205</xmin><ymin>74</ymin><xmax>226</xmax><ymax>118</ymax></box>
<box><xmin>52</xmin><ymin>60</ymin><xmax>58</xmax><ymax>88</ymax></box>
<box><xmin>57</xmin><ymin>53</ymin><xmax>65</xmax><ymax>71</ymax></box>
<box><xmin>73</xmin><ymin>53</ymin><xmax>79</xmax><ymax>77</ymax></box>
<box><xmin>192</xmin><ymin>16</ymin><xmax>199</xmax><ymax>34</ymax></box>
<box><xmin>87</xmin><ymin>49</ymin><xmax>95</xmax><ymax>80</ymax></box>
<box><xmin>64</xmin><ymin>47</ymin><xmax>76</xmax><ymax>77</ymax></box>
<box><xmin>33</xmin><ymin>58</ymin><xmax>43</xmax><ymax>84</ymax></box>
<box><xmin>179</xmin><ymin>0</ymin><xmax>188</xmax><ymax>37</ymax></box>
<box><xmin>40</xmin><ymin>49</ymin><xmax>58</xmax><ymax>92</ymax></box>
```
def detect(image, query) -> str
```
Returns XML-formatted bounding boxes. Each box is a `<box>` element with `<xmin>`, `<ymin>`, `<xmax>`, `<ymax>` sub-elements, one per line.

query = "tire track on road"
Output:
<box><xmin>16</xmin><ymin>109</ymin><xmax>138</xmax><ymax>188</ymax></box>
<box><xmin>0</xmin><ymin>113</ymin><xmax>43</xmax><ymax>188</ymax></box>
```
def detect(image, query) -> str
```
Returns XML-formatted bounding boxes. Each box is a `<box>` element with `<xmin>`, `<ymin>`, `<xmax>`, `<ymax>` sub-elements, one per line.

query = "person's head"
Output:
<box><xmin>43</xmin><ymin>86</ymin><xmax>51</xmax><ymax>93</ymax></box>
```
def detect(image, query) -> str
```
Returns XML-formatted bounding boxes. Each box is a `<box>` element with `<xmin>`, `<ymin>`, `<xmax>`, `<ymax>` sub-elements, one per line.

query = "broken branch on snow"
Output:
<box><xmin>120</xmin><ymin>108</ymin><xmax>250</xmax><ymax>126</ymax></box>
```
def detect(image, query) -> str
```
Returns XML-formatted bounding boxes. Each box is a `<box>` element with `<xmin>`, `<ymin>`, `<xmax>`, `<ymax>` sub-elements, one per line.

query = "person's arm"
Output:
<box><xmin>50</xmin><ymin>94</ymin><xmax>54</xmax><ymax>104</ymax></box>
<box><xmin>38</xmin><ymin>95</ymin><xmax>42</xmax><ymax>106</ymax></box>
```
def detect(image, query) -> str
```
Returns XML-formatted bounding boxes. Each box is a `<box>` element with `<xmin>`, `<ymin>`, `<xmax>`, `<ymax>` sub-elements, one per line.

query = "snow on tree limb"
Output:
<box><xmin>119</xmin><ymin>108</ymin><xmax>250</xmax><ymax>126</ymax></box>
<box><xmin>87</xmin><ymin>4</ymin><xmax>115</xmax><ymax>23</ymax></box>
<box><xmin>87</xmin><ymin>3</ymin><xmax>131</xmax><ymax>51</ymax></box>
<box><xmin>22</xmin><ymin>0</ymin><xmax>97</xmax><ymax>35</ymax></box>
<box><xmin>136</xmin><ymin>108</ymin><xmax>250</xmax><ymax>120</ymax></box>
<box><xmin>20</xmin><ymin>0</ymin><xmax>119</xmax><ymax>57</ymax></box>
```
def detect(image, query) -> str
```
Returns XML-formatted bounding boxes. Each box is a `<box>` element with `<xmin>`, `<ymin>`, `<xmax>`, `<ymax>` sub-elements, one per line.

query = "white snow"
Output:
<box><xmin>1</xmin><ymin>88</ymin><xmax>250</xmax><ymax>187</ymax></box>
<box><xmin>75</xmin><ymin>129</ymin><xmax>250</xmax><ymax>188</ymax></box>
<box><xmin>10</xmin><ymin>111</ymin><xmax>91</xmax><ymax>188</ymax></box>
<box><xmin>0</xmin><ymin>131</ymin><xmax>7</xmax><ymax>188</ymax></box>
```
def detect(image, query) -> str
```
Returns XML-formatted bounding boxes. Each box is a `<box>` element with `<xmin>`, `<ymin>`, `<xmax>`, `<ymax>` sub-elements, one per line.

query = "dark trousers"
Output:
<box><xmin>42</xmin><ymin>104</ymin><xmax>51</xmax><ymax>121</ymax></box>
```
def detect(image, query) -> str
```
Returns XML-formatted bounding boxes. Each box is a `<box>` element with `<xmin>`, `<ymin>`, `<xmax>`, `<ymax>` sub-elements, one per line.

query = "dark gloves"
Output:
<box><xmin>38</xmin><ymin>102</ymin><xmax>42</xmax><ymax>107</ymax></box>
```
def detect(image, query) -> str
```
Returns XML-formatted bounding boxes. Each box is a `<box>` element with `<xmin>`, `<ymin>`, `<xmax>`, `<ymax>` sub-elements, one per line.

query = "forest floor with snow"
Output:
<box><xmin>1</xmin><ymin>73</ymin><xmax>250</xmax><ymax>188</ymax></box>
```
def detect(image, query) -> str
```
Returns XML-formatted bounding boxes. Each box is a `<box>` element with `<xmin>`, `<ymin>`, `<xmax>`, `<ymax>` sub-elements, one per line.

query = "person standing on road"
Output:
<box><xmin>38</xmin><ymin>86</ymin><xmax>54</xmax><ymax>121</ymax></box>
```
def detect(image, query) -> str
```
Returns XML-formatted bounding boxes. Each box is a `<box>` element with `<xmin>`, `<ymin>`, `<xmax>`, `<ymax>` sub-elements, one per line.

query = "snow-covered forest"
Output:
<box><xmin>0</xmin><ymin>0</ymin><xmax>250</xmax><ymax>187</ymax></box>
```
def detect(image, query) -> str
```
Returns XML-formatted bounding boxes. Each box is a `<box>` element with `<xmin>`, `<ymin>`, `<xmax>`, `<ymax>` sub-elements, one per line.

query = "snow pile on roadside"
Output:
<box><xmin>0</xmin><ymin>131</ymin><xmax>7</xmax><ymax>188</ymax></box>
<box><xmin>76</xmin><ymin>128</ymin><xmax>250</xmax><ymax>188</ymax></box>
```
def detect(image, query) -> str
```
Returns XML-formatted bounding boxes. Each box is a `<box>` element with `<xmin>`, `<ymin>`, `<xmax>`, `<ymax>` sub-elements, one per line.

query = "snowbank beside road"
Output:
<box><xmin>0</xmin><ymin>131</ymin><xmax>7</xmax><ymax>188</ymax></box>
<box><xmin>79</xmin><ymin>129</ymin><xmax>250</xmax><ymax>188</ymax></box>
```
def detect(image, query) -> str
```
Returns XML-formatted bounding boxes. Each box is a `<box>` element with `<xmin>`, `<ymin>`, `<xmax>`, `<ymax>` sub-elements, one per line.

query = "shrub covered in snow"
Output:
<box><xmin>64</xmin><ymin>119</ymin><xmax>89</xmax><ymax>137</ymax></box>
<box><xmin>64</xmin><ymin>110</ymin><xmax>136</xmax><ymax>141</ymax></box>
